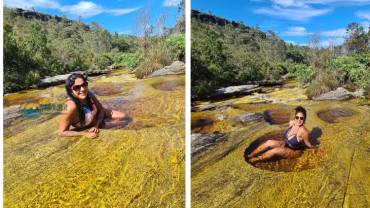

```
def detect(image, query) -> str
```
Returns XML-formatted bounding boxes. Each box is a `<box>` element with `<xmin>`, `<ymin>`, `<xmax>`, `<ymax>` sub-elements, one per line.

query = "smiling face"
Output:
<box><xmin>295</xmin><ymin>112</ymin><xmax>305</xmax><ymax>126</ymax></box>
<box><xmin>71</xmin><ymin>78</ymin><xmax>88</xmax><ymax>102</ymax></box>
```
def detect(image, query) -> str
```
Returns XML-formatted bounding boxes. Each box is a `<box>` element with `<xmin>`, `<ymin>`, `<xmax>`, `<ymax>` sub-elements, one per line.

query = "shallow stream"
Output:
<box><xmin>191</xmin><ymin>80</ymin><xmax>370</xmax><ymax>207</ymax></box>
<box><xmin>4</xmin><ymin>71</ymin><xmax>185</xmax><ymax>207</ymax></box>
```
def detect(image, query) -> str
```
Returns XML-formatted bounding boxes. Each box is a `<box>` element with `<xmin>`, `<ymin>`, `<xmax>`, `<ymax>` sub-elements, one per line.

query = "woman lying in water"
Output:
<box><xmin>247</xmin><ymin>106</ymin><xmax>326</xmax><ymax>163</ymax></box>
<box><xmin>59</xmin><ymin>73</ymin><xmax>127</xmax><ymax>139</ymax></box>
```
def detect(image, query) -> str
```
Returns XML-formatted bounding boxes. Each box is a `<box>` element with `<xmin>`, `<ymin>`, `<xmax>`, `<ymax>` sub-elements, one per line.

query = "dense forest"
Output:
<box><xmin>3</xmin><ymin>2</ymin><xmax>185</xmax><ymax>93</ymax></box>
<box><xmin>191</xmin><ymin>9</ymin><xmax>370</xmax><ymax>100</ymax></box>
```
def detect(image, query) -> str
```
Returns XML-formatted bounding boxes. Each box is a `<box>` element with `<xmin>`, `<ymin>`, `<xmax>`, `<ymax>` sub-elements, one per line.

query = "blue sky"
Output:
<box><xmin>3</xmin><ymin>0</ymin><xmax>183</xmax><ymax>35</ymax></box>
<box><xmin>192</xmin><ymin>0</ymin><xmax>370</xmax><ymax>47</ymax></box>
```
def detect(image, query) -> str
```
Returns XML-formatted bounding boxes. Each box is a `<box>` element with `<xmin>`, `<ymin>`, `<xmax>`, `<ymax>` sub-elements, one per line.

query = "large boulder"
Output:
<box><xmin>38</xmin><ymin>71</ymin><xmax>98</xmax><ymax>88</ymax></box>
<box><xmin>4</xmin><ymin>105</ymin><xmax>21</xmax><ymax>125</ymax></box>
<box><xmin>234</xmin><ymin>80</ymin><xmax>284</xmax><ymax>86</ymax></box>
<box><xmin>314</xmin><ymin>87</ymin><xmax>364</xmax><ymax>101</ymax></box>
<box><xmin>191</xmin><ymin>133</ymin><xmax>226</xmax><ymax>156</ymax></box>
<box><xmin>38</xmin><ymin>74</ymin><xmax>74</xmax><ymax>88</ymax></box>
<box><xmin>211</xmin><ymin>85</ymin><xmax>261</xmax><ymax>98</ymax></box>
<box><xmin>85</xmin><ymin>69</ymin><xmax>110</xmax><ymax>76</ymax></box>
<box><xmin>239</xmin><ymin>113</ymin><xmax>264</xmax><ymax>123</ymax></box>
<box><xmin>192</xmin><ymin>104</ymin><xmax>218</xmax><ymax>112</ymax></box>
<box><xmin>146</xmin><ymin>61</ymin><xmax>186</xmax><ymax>78</ymax></box>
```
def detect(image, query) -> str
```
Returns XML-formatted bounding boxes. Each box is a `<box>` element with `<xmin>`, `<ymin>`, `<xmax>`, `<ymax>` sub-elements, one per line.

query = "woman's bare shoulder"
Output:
<box><xmin>289</xmin><ymin>120</ymin><xmax>295</xmax><ymax>126</ymax></box>
<box><xmin>63</xmin><ymin>99</ymin><xmax>77</xmax><ymax>113</ymax></box>
<box><xmin>299</xmin><ymin>126</ymin><xmax>309</xmax><ymax>134</ymax></box>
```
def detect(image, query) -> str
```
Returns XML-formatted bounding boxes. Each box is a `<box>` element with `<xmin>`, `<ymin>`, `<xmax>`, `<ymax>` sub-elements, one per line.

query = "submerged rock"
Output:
<box><xmin>239</xmin><ymin>113</ymin><xmax>264</xmax><ymax>123</ymax></box>
<box><xmin>191</xmin><ymin>133</ymin><xmax>226</xmax><ymax>156</ymax></box>
<box><xmin>314</xmin><ymin>87</ymin><xmax>364</xmax><ymax>101</ymax></box>
<box><xmin>211</xmin><ymin>85</ymin><xmax>261</xmax><ymax>98</ymax></box>
<box><xmin>146</xmin><ymin>61</ymin><xmax>186</xmax><ymax>78</ymax></box>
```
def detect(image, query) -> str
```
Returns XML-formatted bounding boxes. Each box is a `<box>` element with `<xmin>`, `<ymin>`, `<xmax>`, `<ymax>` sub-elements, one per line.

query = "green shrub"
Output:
<box><xmin>165</xmin><ymin>34</ymin><xmax>185</xmax><ymax>61</ymax></box>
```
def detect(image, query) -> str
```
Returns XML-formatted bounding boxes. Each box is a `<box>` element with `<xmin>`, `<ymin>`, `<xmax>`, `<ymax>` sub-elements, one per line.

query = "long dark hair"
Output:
<box><xmin>295</xmin><ymin>106</ymin><xmax>307</xmax><ymax>120</ymax></box>
<box><xmin>66</xmin><ymin>73</ymin><xmax>88</xmax><ymax>127</ymax></box>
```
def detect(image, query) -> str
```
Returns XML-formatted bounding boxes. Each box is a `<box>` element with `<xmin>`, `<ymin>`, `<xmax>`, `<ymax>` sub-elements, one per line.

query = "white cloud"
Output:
<box><xmin>356</xmin><ymin>11</ymin><xmax>370</xmax><ymax>20</ymax></box>
<box><xmin>283</xmin><ymin>26</ymin><xmax>307</xmax><ymax>36</ymax></box>
<box><xmin>163</xmin><ymin>0</ymin><xmax>182</xmax><ymax>7</ymax></box>
<box><xmin>60</xmin><ymin>1</ymin><xmax>104</xmax><ymax>18</ymax></box>
<box><xmin>286</xmin><ymin>40</ymin><xmax>296</xmax><ymax>44</ymax></box>
<box><xmin>321</xmin><ymin>37</ymin><xmax>345</xmax><ymax>47</ymax></box>
<box><xmin>118</xmin><ymin>30</ymin><xmax>132</xmax><ymax>34</ymax></box>
<box><xmin>59</xmin><ymin>1</ymin><xmax>140</xmax><ymax>18</ymax></box>
<box><xmin>106</xmin><ymin>7</ymin><xmax>142</xmax><ymax>15</ymax></box>
<box><xmin>273</xmin><ymin>0</ymin><xmax>370</xmax><ymax>7</ymax></box>
<box><xmin>361</xmin><ymin>21</ymin><xmax>370</xmax><ymax>31</ymax></box>
<box><xmin>321</xmin><ymin>28</ymin><xmax>347</xmax><ymax>37</ymax></box>
<box><xmin>272</xmin><ymin>0</ymin><xmax>309</xmax><ymax>7</ymax></box>
<box><xmin>3</xmin><ymin>0</ymin><xmax>60</xmax><ymax>9</ymax></box>
<box><xmin>282</xmin><ymin>27</ymin><xmax>347</xmax><ymax>37</ymax></box>
<box><xmin>255</xmin><ymin>6</ymin><xmax>330</xmax><ymax>21</ymax></box>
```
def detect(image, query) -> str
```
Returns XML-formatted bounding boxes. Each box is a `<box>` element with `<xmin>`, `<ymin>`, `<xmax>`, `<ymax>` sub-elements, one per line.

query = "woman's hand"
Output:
<box><xmin>84</xmin><ymin>132</ymin><xmax>99</xmax><ymax>139</ymax></box>
<box><xmin>315</xmin><ymin>149</ymin><xmax>327</xmax><ymax>154</ymax></box>
<box><xmin>88</xmin><ymin>125</ymin><xmax>99</xmax><ymax>133</ymax></box>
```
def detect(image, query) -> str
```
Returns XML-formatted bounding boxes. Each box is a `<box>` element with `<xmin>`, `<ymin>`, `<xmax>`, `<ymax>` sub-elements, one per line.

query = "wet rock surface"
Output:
<box><xmin>314</xmin><ymin>87</ymin><xmax>362</xmax><ymax>101</ymax></box>
<box><xmin>4</xmin><ymin>74</ymin><xmax>186</xmax><ymax>207</ymax></box>
<box><xmin>191</xmin><ymin>117</ymin><xmax>215</xmax><ymax>134</ymax></box>
<box><xmin>263</xmin><ymin>107</ymin><xmax>292</xmax><ymax>124</ymax></box>
<box><xmin>146</xmin><ymin>61</ymin><xmax>186</xmax><ymax>78</ymax></box>
<box><xmin>38</xmin><ymin>70</ymin><xmax>108</xmax><ymax>88</ymax></box>
<box><xmin>233</xmin><ymin>80</ymin><xmax>284</xmax><ymax>86</ymax></box>
<box><xmin>317</xmin><ymin>108</ymin><xmax>356</xmax><ymax>123</ymax></box>
<box><xmin>4</xmin><ymin>105</ymin><xmax>21</xmax><ymax>125</ymax></box>
<box><xmin>211</xmin><ymin>85</ymin><xmax>261</xmax><ymax>98</ymax></box>
<box><xmin>191</xmin><ymin>133</ymin><xmax>227</xmax><ymax>156</ymax></box>
<box><xmin>38</xmin><ymin>73</ymin><xmax>86</xmax><ymax>88</ymax></box>
<box><xmin>244</xmin><ymin>131</ymin><xmax>317</xmax><ymax>172</ymax></box>
<box><xmin>191</xmin><ymin>78</ymin><xmax>370</xmax><ymax>207</ymax></box>
<box><xmin>239</xmin><ymin>113</ymin><xmax>264</xmax><ymax>123</ymax></box>
<box><xmin>90</xmin><ymin>83</ymin><xmax>126</xmax><ymax>96</ymax></box>
<box><xmin>151</xmin><ymin>79</ymin><xmax>185</xmax><ymax>91</ymax></box>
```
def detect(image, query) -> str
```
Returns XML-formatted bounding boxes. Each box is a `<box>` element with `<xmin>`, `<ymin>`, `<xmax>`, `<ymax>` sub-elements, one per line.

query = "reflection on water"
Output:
<box><xmin>4</xmin><ymin>72</ymin><xmax>185</xmax><ymax>207</ymax></box>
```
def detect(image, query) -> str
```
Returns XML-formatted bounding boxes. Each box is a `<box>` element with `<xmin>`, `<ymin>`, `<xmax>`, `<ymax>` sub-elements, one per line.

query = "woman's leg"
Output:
<box><xmin>247</xmin><ymin>140</ymin><xmax>285</xmax><ymax>158</ymax></box>
<box><xmin>103</xmin><ymin>107</ymin><xmax>126</xmax><ymax>119</ymax></box>
<box><xmin>249</xmin><ymin>147</ymin><xmax>303</xmax><ymax>163</ymax></box>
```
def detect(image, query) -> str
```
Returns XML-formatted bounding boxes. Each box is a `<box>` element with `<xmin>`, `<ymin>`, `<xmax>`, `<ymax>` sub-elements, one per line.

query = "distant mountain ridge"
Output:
<box><xmin>4</xmin><ymin>7</ymin><xmax>90</xmax><ymax>31</ymax></box>
<box><xmin>191</xmin><ymin>9</ymin><xmax>266</xmax><ymax>39</ymax></box>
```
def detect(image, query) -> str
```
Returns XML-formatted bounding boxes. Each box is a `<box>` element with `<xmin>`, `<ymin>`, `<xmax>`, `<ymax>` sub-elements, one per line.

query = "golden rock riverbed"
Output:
<box><xmin>4</xmin><ymin>72</ymin><xmax>185</xmax><ymax>207</ymax></box>
<box><xmin>191</xmin><ymin>81</ymin><xmax>370</xmax><ymax>207</ymax></box>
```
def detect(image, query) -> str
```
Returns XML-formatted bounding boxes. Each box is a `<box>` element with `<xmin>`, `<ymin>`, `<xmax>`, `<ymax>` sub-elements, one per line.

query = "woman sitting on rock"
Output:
<box><xmin>247</xmin><ymin>106</ymin><xmax>326</xmax><ymax>163</ymax></box>
<box><xmin>59</xmin><ymin>73</ymin><xmax>127</xmax><ymax>139</ymax></box>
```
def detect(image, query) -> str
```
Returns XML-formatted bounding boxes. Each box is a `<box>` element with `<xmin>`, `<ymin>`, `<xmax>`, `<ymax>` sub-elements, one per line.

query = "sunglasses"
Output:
<box><xmin>295</xmin><ymin>116</ymin><xmax>304</xmax><ymax>121</ymax></box>
<box><xmin>72</xmin><ymin>82</ymin><xmax>88</xmax><ymax>92</ymax></box>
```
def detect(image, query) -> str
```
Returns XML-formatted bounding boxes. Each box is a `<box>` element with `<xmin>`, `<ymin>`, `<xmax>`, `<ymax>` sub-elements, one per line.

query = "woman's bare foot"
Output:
<box><xmin>248</xmin><ymin>157</ymin><xmax>259</xmax><ymax>164</ymax></box>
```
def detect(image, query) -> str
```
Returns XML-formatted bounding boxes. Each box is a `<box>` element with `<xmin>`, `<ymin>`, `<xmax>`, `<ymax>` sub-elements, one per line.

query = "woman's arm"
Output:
<box><xmin>300</xmin><ymin>128</ymin><xmax>326</xmax><ymax>153</ymax></box>
<box><xmin>59</xmin><ymin>101</ymin><xmax>97</xmax><ymax>139</ymax></box>
<box><xmin>88</xmin><ymin>92</ymin><xmax>105</xmax><ymax>131</ymax></box>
